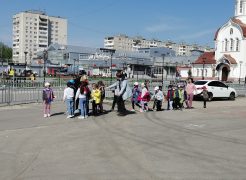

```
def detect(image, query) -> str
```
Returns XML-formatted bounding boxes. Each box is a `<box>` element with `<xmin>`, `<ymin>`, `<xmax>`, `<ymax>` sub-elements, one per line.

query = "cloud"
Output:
<box><xmin>145</xmin><ymin>16</ymin><xmax>187</xmax><ymax>33</ymax></box>
<box><xmin>178</xmin><ymin>29</ymin><xmax>215</xmax><ymax>40</ymax></box>
<box><xmin>145</xmin><ymin>23</ymin><xmax>182</xmax><ymax>32</ymax></box>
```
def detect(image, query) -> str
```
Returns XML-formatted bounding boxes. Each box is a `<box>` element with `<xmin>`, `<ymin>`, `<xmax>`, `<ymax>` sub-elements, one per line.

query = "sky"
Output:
<box><xmin>0</xmin><ymin>0</ymin><xmax>235</xmax><ymax>48</ymax></box>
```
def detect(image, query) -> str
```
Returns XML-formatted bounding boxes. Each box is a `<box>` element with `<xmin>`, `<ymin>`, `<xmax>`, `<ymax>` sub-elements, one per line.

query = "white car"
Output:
<box><xmin>194</xmin><ymin>80</ymin><xmax>237</xmax><ymax>101</ymax></box>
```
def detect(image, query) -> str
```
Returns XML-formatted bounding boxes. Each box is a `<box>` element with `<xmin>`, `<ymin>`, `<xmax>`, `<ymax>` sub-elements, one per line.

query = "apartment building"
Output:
<box><xmin>12</xmin><ymin>10</ymin><xmax>67</xmax><ymax>64</ymax></box>
<box><xmin>104</xmin><ymin>34</ymin><xmax>213</xmax><ymax>56</ymax></box>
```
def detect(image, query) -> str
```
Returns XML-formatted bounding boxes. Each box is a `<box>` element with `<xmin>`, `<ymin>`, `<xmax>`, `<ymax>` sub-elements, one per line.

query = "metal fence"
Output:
<box><xmin>0</xmin><ymin>78</ymin><xmax>245</xmax><ymax>106</ymax></box>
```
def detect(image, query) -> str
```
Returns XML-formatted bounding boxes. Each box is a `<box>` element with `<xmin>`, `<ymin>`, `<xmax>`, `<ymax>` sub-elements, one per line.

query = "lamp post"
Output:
<box><xmin>43</xmin><ymin>49</ymin><xmax>48</xmax><ymax>86</ymax></box>
<box><xmin>137</xmin><ymin>59</ymin><xmax>139</xmax><ymax>81</ymax></box>
<box><xmin>175</xmin><ymin>61</ymin><xmax>178</xmax><ymax>79</ymax></box>
<box><xmin>202</xmin><ymin>58</ymin><xmax>206</xmax><ymax>80</ymax></box>
<box><xmin>165</xmin><ymin>62</ymin><xmax>168</xmax><ymax>80</ymax></box>
<box><xmin>24</xmin><ymin>51</ymin><xmax>28</xmax><ymax>78</ymax></box>
<box><xmin>0</xmin><ymin>44</ymin><xmax>3</xmax><ymax>79</ymax></box>
<box><xmin>73</xmin><ymin>59</ymin><xmax>78</xmax><ymax>75</ymax></box>
<box><xmin>161</xmin><ymin>54</ymin><xmax>165</xmax><ymax>87</ymax></box>
<box><xmin>239</xmin><ymin>61</ymin><xmax>243</xmax><ymax>84</ymax></box>
<box><xmin>99</xmin><ymin>48</ymin><xmax>116</xmax><ymax>84</ymax></box>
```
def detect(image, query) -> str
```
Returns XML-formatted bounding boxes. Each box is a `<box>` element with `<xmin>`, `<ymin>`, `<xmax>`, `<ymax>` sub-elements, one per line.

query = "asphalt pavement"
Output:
<box><xmin>0</xmin><ymin>98</ymin><xmax>246</xmax><ymax>180</ymax></box>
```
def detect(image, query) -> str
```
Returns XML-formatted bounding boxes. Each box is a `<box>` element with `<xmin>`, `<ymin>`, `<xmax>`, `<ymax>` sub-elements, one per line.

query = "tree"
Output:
<box><xmin>0</xmin><ymin>42</ymin><xmax>12</xmax><ymax>62</ymax></box>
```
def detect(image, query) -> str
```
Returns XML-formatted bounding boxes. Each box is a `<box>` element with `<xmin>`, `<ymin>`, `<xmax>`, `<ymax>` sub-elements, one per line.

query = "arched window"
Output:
<box><xmin>230</xmin><ymin>38</ymin><xmax>234</xmax><ymax>51</ymax></box>
<box><xmin>236</xmin><ymin>38</ymin><xmax>240</xmax><ymax>51</ymax></box>
<box><xmin>222</xmin><ymin>41</ymin><xmax>224</xmax><ymax>51</ymax></box>
<box><xmin>197</xmin><ymin>69</ymin><xmax>199</xmax><ymax>77</ymax></box>
<box><xmin>225</xmin><ymin>39</ymin><xmax>228</xmax><ymax>51</ymax></box>
<box><xmin>230</xmin><ymin>28</ymin><xmax>233</xmax><ymax>35</ymax></box>
<box><xmin>240</xmin><ymin>0</ymin><xmax>243</xmax><ymax>13</ymax></box>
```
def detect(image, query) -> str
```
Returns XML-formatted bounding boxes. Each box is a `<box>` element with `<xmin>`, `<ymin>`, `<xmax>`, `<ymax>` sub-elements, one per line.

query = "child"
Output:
<box><xmin>131</xmin><ymin>82</ymin><xmax>141</xmax><ymax>111</ymax></box>
<box><xmin>42</xmin><ymin>82</ymin><xmax>55</xmax><ymax>118</ymax></box>
<box><xmin>63</xmin><ymin>82</ymin><xmax>75</xmax><ymax>118</ymax></box>
<box><xmin>75</xmin><ymin>81</ymin><xmax>89</xmax><ymax>119</ymax></box>
<box><xmin>166</xmin><ymin>85</ymin><xmax>174</xmax><ymax>110</ymax></box>
<box><xmin>153</xmin><ymin>86</ymin><xmax>164</xmax><ymax>111</ymax></box>
<box><xmin>140</xmin><ymin>82</ymin><xmax>150</xmax><ymax>112</ymax></box>
<box><xmin>98</xmin><ymin>81</ymin><xmax>105</xmax><ymax>113</ymax></box>
<box><xmin>173</xmin><ymin>85</ymin><xmax>183</xmax><ymax>110</ymax></box>
<box><xmin>91</xmin><ymin>83</ymin><xmax>101</xmax><ymax>115</ymax></box>
<box><xmin>201</xmin><ymin>86</ymin><xmax>209</xmax><ymax>108</ymax></box>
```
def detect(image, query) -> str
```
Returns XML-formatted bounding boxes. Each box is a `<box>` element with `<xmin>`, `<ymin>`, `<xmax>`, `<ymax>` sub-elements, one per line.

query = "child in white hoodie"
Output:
<box><xmin>153</xmin><ymin>86</ymin><xmax>164</xmax><ymax>111</ymax></box>
<box><xmin>63</xmin><ymin>82</ymin><xmax>75</xmax><ymax>118</ymax></box>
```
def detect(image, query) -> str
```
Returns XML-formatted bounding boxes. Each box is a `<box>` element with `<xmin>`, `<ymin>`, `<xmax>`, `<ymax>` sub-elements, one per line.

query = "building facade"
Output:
<box><xmin>193</xmin><ymin>0</ymin><xmax>246</xmax><ymax>82</ymax></box>
<box><xmin>104</xmin><ymin>34</ymin><xmax>212</xmax><ymax>56</ymax></box>
<box><xmin>12</xmin><ymin>10</ymin><xmax>67</xmax><ymax>64</ymax></box>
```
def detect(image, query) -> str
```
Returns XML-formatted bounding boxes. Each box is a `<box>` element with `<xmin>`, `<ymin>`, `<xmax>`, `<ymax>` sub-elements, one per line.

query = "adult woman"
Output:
<box><xmin>107</xmin><ymin>71</ymin><xmax>131</xmax><ymax>114</ymax></box>
<box><xmin>185</xmin><ymin>78</ymin><xmax>197</xmax><ymax>109</ymax></box>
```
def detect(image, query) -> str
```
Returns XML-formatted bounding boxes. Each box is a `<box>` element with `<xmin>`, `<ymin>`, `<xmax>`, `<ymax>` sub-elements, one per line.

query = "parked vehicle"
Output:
<box><xmin>194</xmin><ymin>80</ymin><xmax>237</xmax><ymax>101</ymax></box>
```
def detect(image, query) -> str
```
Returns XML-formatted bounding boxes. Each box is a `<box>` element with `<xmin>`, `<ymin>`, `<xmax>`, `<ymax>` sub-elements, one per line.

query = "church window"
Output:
<box><xmin>240</xmin><ymin>1</ymin><xmax>243</xmax><ymax>13</ymax></box>
<box><xmin>230</xmin><ymin>28</ymin><xmax>233</xmax><ymax>35</ymax></box>
<box><xmin>225</xmin><ymin>39</ymin><xmax>228</xmax><ymax>51</ymax></box>
<box><xmin>236</xmin><ymin>38</ymin><xmax>240</xmax><ymax>51</ymax></box>
<box><xmin>230</xmin><ymin>38</ymin><xmax>234</xmax><ymax>51</ymax></box>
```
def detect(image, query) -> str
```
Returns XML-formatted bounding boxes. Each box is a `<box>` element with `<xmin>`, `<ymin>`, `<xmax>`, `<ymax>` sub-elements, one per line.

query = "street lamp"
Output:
<box><xmin>24</xmin><ymin>51</ymin><xmax>28</xmax><ymax>78</ymax></box>
<box><xmin>175</xmin><ymin>61</ymin><xmax>178</xmax><ymax>78</ymax></box>
<box><xmin>0</xmin><ymin>44</ymin><xmax>3</xmax><ymax>79</ymax></box>
<box><xmin>43</xmin><ymin>49</ymin><xmax>48</xmax><ymax>86</ymax></box>
<box><xmin>137</xmin><ymin>59</ymin><xmax>139</xmax><ymax>81</ymax></box>
<box><xmin>239</xmin><ymin>61</ymin><xmax>243</xmax><ymax>84</ymax></box>
<box><xmin>161</xmin><ymin>54</ymin><xmax>165</xmax><ymax>87</ymax></box>
<box><xmin>99</xmin><ymin>48</ymin><xmax>116</xmax><ymax>83</ymax></box>
<box><xmin>165</xmin><ymin>62</ymin><xmax>169</xmax><ymax>80</ymax></box>
<box><xmin>73</xmin><ymin>59</ymin><xmax>78</xmax><ymax>75</ymax></box>
<box><xmin>202</xmin><ymin>58</ymin><xmax>206</xmax><ymax>80</ymax></box>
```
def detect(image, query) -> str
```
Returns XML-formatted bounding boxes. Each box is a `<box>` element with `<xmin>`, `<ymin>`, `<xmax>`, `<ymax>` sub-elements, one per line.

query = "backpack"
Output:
<box><xmin>43</xmin><ymin>88</ymin><xmax>54</xmax><ymax>103</ymax></box>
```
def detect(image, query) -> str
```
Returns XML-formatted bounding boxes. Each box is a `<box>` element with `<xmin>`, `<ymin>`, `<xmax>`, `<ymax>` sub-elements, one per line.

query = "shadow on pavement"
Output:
<box><xmin>51</xmin><ymin>112</ymin><xmax>65</xmax><ymax>117</ymax></box>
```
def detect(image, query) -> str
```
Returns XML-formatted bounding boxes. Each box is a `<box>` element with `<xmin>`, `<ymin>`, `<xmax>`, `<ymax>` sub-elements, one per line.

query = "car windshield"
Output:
<box><xmin>194</xmin><ymin>81</ymin><xmax>208</xmax><ymax>85</ymax></box>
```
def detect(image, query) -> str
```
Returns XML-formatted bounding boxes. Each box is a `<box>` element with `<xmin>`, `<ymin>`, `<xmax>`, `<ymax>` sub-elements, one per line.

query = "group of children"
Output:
<box><xmin>42</xmin><ymin>76</ymin><xmax>209</xmax><ymax>118</ymax></box>
<box><xmin>62</xmin><ymin>76</ymin><xmax>106</xmax><ymax>119</ymax></box>
<box><xmin>130</xmin><ymin>80</ymin><xmax>209</xmax><ymax>112</ymax></box>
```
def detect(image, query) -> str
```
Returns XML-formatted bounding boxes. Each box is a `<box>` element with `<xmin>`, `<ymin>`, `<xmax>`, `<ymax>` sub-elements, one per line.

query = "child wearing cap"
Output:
<box><xmin>201</xmin><ymin>86</ymin><xmax>209</xmax><ymax>108</ymax></box>
<box><xmin>42</xmin><ymin>82</ymin><xmax>55</xmax><ymax>118</ymax></box>
<box><xmin>153</xmin><ymin>86</ymin><xmax>164</xmax><ymax>111</ymax></box>
<box><xmin>131</xmin><ymin>82</ymin><xmax>141</xmax><ymax>112</ymax></box>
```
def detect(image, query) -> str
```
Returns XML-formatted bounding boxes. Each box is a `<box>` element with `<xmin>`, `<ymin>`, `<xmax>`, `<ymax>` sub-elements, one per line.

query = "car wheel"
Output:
<box><xmin>208</xmin><ymin>92</ymin><xmax>213</xmax><ymax>101</ymax></box>
<box><xmin>229</xmin><ymin>92</ymin><xmax>235</xmax><ymax>100</ymax></box>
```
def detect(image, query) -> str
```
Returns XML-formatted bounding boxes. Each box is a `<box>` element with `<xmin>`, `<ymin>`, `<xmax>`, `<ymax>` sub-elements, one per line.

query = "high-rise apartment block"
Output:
<box><xmin>104</xmin><ymin>34</ymin><xmax>213</xmax><ymax>56</ymax></box>
<box><xmin>12</xmin><ymin>10</ymin><xmax>67</xmax><ymax>63</ymax></box>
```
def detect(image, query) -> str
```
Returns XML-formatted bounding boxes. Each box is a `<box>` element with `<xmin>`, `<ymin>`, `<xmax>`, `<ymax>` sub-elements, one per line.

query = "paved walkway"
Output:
<box><xmin>0</xmin><ymin>98</ymin><xmax>246</xmax><ymax>179</ymax></box>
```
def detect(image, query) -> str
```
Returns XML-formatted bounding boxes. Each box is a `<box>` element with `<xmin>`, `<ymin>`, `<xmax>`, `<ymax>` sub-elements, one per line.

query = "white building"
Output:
<box><xmin>104</xmin><ymin>34</ymin><xmax>212</xmax><ymax>56</ymax></box>
<box><xmin>193</xmin><ymin>0</ymin><xmax>246</xmax><ymax>82</ymax></box>
<box><xmin>12</xmin><ymin>10</ymin><xmax>67</xmax><ymax>64</ymax></box>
